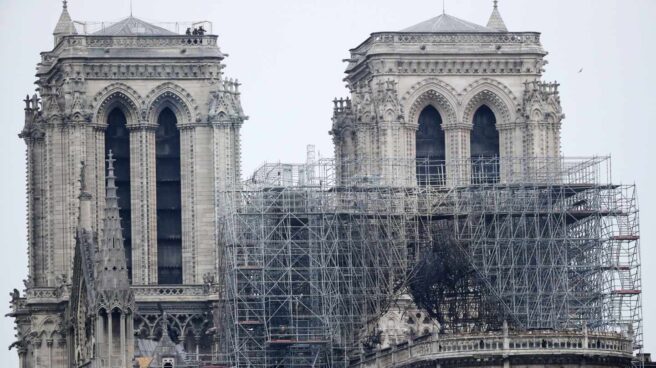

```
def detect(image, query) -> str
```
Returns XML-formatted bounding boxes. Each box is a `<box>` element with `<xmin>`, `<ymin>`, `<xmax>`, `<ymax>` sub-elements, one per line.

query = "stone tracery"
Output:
<box><xmin>144</xmin><ymin>82</ymin><xmax>200</xmax><ymax>125</ymax></box>
<box><xmin>91</xmin><ymin>83</ymin><xmax>143</xmax><ymax>125</ymax></box>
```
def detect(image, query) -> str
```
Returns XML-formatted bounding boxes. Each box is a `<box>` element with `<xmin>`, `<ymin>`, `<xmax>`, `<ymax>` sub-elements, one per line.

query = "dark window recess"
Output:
<box><xmin>471</xmin><ymin>105</ymin><xmax>500</xmax><ymax>183</ymax></box>
<box><xmin>105</xmin><ymin>109</ymin><xmax>132</xmax><ymax>280</ymax></box>
<box><xmin>156</xmin><ymin>108</ymin><xmax>182</xmax><ymax>285</ymax></box>
<box><xmin>416</xmin><ymin>105</ymin><xmax>445</xmax><ymax>186</ymax></box>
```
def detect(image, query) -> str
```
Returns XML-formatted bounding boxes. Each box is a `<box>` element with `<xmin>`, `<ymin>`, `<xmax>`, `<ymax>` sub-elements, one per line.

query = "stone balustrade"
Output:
<box><xmin>131</xmin><ymin>285</ymin><xmax>218</xmax><ymax>302</ymax></box>
<box><xmin>351</xmin><ymin>331</ymin><xmax>633</xmax><ymax>368</ymax></box>
<box><xmin>25</xmin><ymin>287</ymin><xmax>69</xmax><ymax>303</ymax></box>
<box><xmin>22</xmin><ymin>285</ymin><xmax>218</xmax><ymax>304</ymax></box>
<box><xmin>370</xmin><ymin>32</ymin><xmax>541</xmax><ymax>45</ymax></box>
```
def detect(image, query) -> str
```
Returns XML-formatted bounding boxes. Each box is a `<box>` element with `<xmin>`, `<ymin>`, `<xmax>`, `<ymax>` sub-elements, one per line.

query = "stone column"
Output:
<box><xmin>127</xmin><ymin>313</ymin><xmax>134</xmax><ymax>361</ymax></box>
<box><xmin>17</xmin><ymin>347</ymin><xmax>26</xmax><ymax>368</ymax></box>
<box><xmin>128</xmin><ymin>123</ymin><xmax>158</xmax><ymax>285</ymax></box>
<box><xmin>107</xmin><ymin>312</ymin><xmax>113</xmax><ymax>367</ymax></box>
<box><xmin>96</xmin><ymin>314</ymin><xmax>104</xmax><ymax>360</ymax></box>
<box><xmin>211</xmin><ymin>121</ymin><xmax>242</xmax><ymax>193</ymax></box>
<box><xmin>89</xmin><ymin>125</ymin><xmax>106</xmax><ymax>240</ymax></box>
<box><xmin>120</xmin><ymin>313</ymin><xmax>126</xmax><ymax>367</ymax></box>
<box><xmin>46</xmin><ymin>339</ymin><xmax>53</xmax><ymax>368</ymax></box>
<box><xmin>211</xmin><ymin>120</ymin><xmax>242</xmax><ymax>286</ymax></box>
<box><xmin>402</xmin><ymin>123</ymin><xmax>417</xmax><ymax>188</ymax></box>
<box><xmin>34</xmin><ymin>338</ymin><xmax>42</xmax><ymax>368</ymax></box>
<box><xmin>53</xmin><ymin>120</ymin><xmax>87</xmax><ymax>284</ymax></box>
<box><xmin>179</xmin><ymin>125</ymin><xmax>216</xmax><ymax>284</ymax></box>
<box><xmin>342</xmin><ymin>128</ymin><xmax>355</xmax><ymax>183</ymax></box>
<box><xmin>195</xmin><ymin>335</ymin><xmax>201</xmax><ymax>360</ymax></box>
<box><xmin>179</xmin><ymin>125</ymin><xmax>196</xmax><ymax>284</ymax></box>
<box><xmin>443</xmin><ymin>123</ymin><xmax>472</xmax><ymax>187</ymax></box>
<box><xmin>60</xmin><ymin>336</ymin><xmax>69</xmax><ymax>368</ymax></box>
<box><xmin>24</xmin><ymin>134</ymin><xmax>47</xmax><ymax>286</ymax></box>
<box><xmin>497</xmin><ymin>122</ymin><xmax>521</xmax><ymax>183</ymax></box>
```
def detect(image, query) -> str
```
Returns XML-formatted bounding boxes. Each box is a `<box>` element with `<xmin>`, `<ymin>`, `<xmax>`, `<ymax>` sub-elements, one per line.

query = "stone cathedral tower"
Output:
<box><xmin>9</xmin><ymin>1</ymin><xmax>245</xmax><ymax>367</ymax></box>
<box><xmin>332</xmin><ymin>1</ymin><xmax>563</xmax><ymax>187</ymax></box>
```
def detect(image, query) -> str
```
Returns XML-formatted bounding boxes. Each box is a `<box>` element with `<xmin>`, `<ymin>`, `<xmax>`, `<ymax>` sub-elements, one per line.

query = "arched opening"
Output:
<box><xmin>105</xmin><ymin>108</ymin><xmax>132</xmax><ymax>279</ymax></box>
<box><xmin>470</xmin><ymin>105</ymin><xmax>499</xmax><ymax>183</ymax></box>
<box><xmin>156</xmin><ymin>107</ymin><xmax>182</xmax><ymax>285</ymax></box>
<box><xmin>416</xmin><ymin>105</ymin><xmax>445</xmax><ymax>186</ymax></box>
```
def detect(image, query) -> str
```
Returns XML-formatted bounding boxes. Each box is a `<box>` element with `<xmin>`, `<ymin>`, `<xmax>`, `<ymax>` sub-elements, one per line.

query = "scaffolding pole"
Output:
<box><xmin>217</xmin><ymin>156</ymin><xmax>643</xmax><ymax>367</ymax></box>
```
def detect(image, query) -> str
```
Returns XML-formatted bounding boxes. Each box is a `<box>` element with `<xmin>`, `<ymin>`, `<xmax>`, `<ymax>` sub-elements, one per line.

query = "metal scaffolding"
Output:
<box><xmin>216</xmin><ymin>156</ymin><xmax>642</xmax><ymax>367</ymax></box>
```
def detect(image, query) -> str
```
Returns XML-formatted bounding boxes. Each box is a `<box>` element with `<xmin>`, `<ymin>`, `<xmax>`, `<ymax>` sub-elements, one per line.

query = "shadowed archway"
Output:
<box><xmin>156</xmin><ymin>107</ymin><xmax>182</xmax><ymax>285</ymax></box>
<box><xmin>470</xmin><ymin>105</ymin><xmax>499</xmax><ymax>183</ymax></box>
<box><xmin>416</xmin><ymin>105</ymin><xmax>445</xmax><ymax>186</ymax></box>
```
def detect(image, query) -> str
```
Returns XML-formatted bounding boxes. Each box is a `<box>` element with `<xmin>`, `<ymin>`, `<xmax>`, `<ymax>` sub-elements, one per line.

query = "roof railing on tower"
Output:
<box><xmin>72</xmin><ymin>19</ymin><xmax>213</xmax><ymax>35</ymax></box>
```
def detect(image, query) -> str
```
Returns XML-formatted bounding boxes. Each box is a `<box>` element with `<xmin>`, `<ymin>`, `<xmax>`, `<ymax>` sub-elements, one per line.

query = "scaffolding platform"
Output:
<box><xmin>216</xmin><ymin>156</ymin><xmax>643</xmax><ymax>367</ymax></box>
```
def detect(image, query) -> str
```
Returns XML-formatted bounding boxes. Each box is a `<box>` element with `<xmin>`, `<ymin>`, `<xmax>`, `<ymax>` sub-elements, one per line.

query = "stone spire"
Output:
<box><xmin>486</xmin><ymin>0</ymin><xmax>508</xmax><ymax>32</ymax></box>
<box><xmin>96</xmin><ymin>151</ymin><xmax>130</xmax><ymax>291</ymax></box>
<box><xmin>53</xmin><ymin>0</ymin><xmax>77</xmax><ymax>46</ymax></box>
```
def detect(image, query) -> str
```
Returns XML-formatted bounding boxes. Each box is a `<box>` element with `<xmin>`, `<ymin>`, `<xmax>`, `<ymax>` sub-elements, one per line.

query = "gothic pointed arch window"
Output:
<box><xmin>416</xmin><ymin>105</ymin><xmax>445</xmax><ymax>186</ymax></box>
<box><xmin>470</xmin><ymin>105</ymin><xmax>499</xmax><ymax>183</ymax></box>
<box><xmin>105</xmin><ymin>108</ymin><xmax>132</xmax><ymax>279</ymax></box>
<box><xmin>156</xmin><ymin>107</ymin><xmax>182</xmax><ymax>285</ymax></box>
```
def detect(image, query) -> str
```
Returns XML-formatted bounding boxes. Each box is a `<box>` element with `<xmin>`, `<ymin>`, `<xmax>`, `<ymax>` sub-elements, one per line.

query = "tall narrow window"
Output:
<box><xmin>416</xmin><ymin>105</ymin><xmax>445</xmax><ymax>185</ymax></box>
<box><xmin>105</xmin><ymin>108</ymin><xmax>132</xmax><ymax>279</ymax></box>
<box><xmin>471</xmin><ymin>105</ymin><xmax>499</xmax><ymax>183</ymax></box>
<box><xmin>156</xmin><ymin>108</ymin><xmax>182</xmax><ymax>284</ymax></box>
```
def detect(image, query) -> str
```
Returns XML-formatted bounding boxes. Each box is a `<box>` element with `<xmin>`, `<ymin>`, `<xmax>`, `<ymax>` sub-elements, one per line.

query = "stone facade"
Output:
<box><xmin>331</xmin><ymin>10</ymin><xmax>564</xmax><ymax>187</ymax></box>
<box><xmin>7</xmin><ymin>2</ymin><xmax>640</xmax><ymax>368</ymax></box>
<box><xmin>9</xmin><ymin>2</ymin><xmax>245</xmax><ymax>367</ymax></box>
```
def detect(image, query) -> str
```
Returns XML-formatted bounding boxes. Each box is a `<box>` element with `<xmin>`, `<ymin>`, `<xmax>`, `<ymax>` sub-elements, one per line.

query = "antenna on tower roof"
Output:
<box><xmin>63</xmin><ymin>0</ymin><xmax>68</xmax><ymax>9</ymax></box>
<box><xmin>130</xmin><ymin>0</ymin><xmax>133</xmax><ymax>16</ymax></box>
<box><xmin>443</xmin><ymin>0</ymin><xmax>446</xmax><ymax>14</ymax></box>
<box><xmin>493</xmin><ymin>0</ymin><xmax>498</xmax><ymax>9</ymax></box>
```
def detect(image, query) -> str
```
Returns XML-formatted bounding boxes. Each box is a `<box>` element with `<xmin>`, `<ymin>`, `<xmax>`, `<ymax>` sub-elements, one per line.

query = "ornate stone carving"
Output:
<box><xmin>520</xmin><ymin>80</ymin><xmax>564</xmax><ymax>123</ymax></box>
<box><xmin>80</xmin><ymin>62</ymin><xmax>223</xmax><ymax>80</ymax></box>
<box><xmin>91</xmin><ymin>82</ymin><xmax>144</xmax><ymax>124</ymax></box>
<box><xmin>20</xmin><ymin>94</ymin><xmax>46</xmax><ymax>140</ymax></box>
<box><xmin>372</xmin><ymin>32</ymin><xmax>541</xmax><ymax>45</ymax></box>
<box><xmin>85</xmin><ymin>35</ymin><xmax>218</xmax><ymax>48</ymax></box>
<box><xmin>330</xmin><ymin>97</ymin><xmax>355</xmax><ymax>138</ymax></box>
<box><xmin>374</xmin><ymin>79</ymin><xmax>404</xmax><ymax>123</ymax></box>
<box><xmin>406</xmin><ymin>89</ymin><xmax>458</xmax><ymax>126</ymax></box>
<box><xmin>208</xmin><ymin>78</ymin><xmax>247</xmax><ymax>124</ymax></box>
<box><xmin>461</xmin><ymin>78</ymin><xmax>519</xmax><ymax>125</ymax></box>
<box><xmin>134</xmin><ymin>311</ymin><xmax>213</xmax><ymax>342</ymax></box>
<box><xmin>144</xmin><ymin>82</ymin><xmax>200</xmax><ymax>124</ymax></box>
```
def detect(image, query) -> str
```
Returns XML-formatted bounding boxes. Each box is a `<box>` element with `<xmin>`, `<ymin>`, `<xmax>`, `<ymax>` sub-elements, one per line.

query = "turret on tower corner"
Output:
<box><xmin>487</xmin><ymin>0</ymin><xmax>508</xmax><ymax>32</ymax></box>
<box><xmin>53</xmin><ymin>0</ymin><xmax>77</xmax><ymax>46</ymax></box>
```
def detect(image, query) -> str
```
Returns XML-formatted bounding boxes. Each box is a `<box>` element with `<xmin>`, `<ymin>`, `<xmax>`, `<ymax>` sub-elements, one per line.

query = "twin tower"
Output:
<box><xmin>11</xmin><ymin>1</ymin><xmax>566</xmax><ymax>367</ymax></box>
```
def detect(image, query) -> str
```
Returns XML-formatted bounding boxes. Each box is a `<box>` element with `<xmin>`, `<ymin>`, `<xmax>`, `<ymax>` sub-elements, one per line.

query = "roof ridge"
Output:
<box><xmin>92</xmin><ymin>15</ymin><xmax>177</xmax><ymax>36</ymax></box>
<box><xmin>401</xmin><ymin>13</ymin><xmax>494</xmax><ymax>33</ymax></box>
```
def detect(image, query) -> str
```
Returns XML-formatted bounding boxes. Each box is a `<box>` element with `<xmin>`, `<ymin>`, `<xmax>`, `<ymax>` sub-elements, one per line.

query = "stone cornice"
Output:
<box><xmin>345</xmin><ymin>32</ymin><xmax>545</xmax><ymax>82</ymax></box>
<box><xmin>442</xmin><ymin>122</ymin><xmax>472</xmax><ymax>131</ymax></box>
<box><xmin>38</xmin><ymin>61</ymin><xmax>224</xmax><ymax>81</ymax></box>
<box><xmin>347</xmin><ymin>56</ymin><xmax>544</xmax><ymax>85</ymax></box>
<box><xmin>38</xmin><ymin>35</ymin><xmax>223</xmax><ymax>76</ymax></box>
<box><xmin>210</xmin><ymin>120</ymin><xmax>244</xmax><ymax>128</ymax></box>
<box><xmin>126</xmin><ymin>122</ymin><xmax>158</xmax><ymax>131</ymax></box>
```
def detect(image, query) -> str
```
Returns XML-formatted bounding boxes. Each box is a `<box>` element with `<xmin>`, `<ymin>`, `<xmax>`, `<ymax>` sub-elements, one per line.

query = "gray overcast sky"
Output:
<box><xmin>0</xmin><ymin>0</ymin><xmax>654</xmax><ymax>364</ymax></box>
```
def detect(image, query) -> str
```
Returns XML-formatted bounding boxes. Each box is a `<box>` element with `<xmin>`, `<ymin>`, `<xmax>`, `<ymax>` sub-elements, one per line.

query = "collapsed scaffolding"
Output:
<box><xmin>216</xmin><ymin>155</ymin><xmax>642</xmax><ymax>367</ymax></box>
